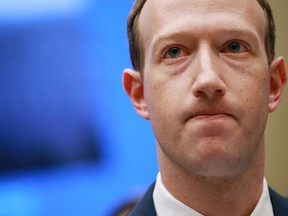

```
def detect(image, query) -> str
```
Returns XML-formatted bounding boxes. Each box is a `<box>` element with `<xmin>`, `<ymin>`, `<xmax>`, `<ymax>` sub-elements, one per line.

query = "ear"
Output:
<box><xmin>122</xmin><ymin>69</ymin><xmax>150</xmax><ymax>120</ymax></box>
<box><xmin>269</xmin><ymin>56</ymin><xmax>287</xmax><ymax>112</ymax></box>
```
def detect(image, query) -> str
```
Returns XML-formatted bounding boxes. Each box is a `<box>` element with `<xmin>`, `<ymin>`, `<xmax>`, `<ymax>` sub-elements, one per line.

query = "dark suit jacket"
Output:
<box><xmin>128</xmin><ymin>182</ymin><xmax>288</xmax><ymax>216</ymax></box>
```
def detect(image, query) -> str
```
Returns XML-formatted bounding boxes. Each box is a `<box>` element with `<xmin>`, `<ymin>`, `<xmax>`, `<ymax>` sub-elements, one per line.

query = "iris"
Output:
<box><xmin>168</xmin><ymin>47</ymin><xmax>181</xmax><ymax>58</ymax></box>
<box><xmin>228</xmin><ymin>42</ymin><xmax>241</xmax><ymax>53</ymax></box>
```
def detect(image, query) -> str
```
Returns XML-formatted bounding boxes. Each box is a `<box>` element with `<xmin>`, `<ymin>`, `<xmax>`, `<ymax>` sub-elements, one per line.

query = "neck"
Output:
<box><xmin>157</xmin><ymin>141</ymin><xmax>265</xmax><ymax>216</ymax></box>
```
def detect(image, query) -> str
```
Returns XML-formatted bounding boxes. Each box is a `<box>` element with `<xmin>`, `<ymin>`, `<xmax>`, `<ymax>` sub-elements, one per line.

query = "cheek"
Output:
<box><xmin>235</xmin><ymin>64</ymin><xmax>270</xmax><ymax>103</ymax></box>
<box><xmin>143</xmin><ymin>76</ymin><xmax>186</xmax><ymax>136</ymax></box>
<box><xmin>239</xmin><ymin>73</ymin><xmax>270</xmax><ymax>128</ymax></box>
<box><xmin>249</xmin><ymin>75</ymin><xmax>270</xmax><ymax>106</ymax></box>
<box><xmin>145</xmin><ymin>83</ymin><xmax>174</xmax><ymax>121</ymax></box>
<box><xmin>144</xmin><ymin>74</ymin><xmax>184</xmax><ymax>115</ymax></box>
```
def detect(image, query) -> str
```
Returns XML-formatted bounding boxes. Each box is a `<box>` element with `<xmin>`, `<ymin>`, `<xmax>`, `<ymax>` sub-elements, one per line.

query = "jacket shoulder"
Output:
<box><xmin>128</xmin><ymin>182</ymin><xmax>157</xmax><ymax>216</ymax></box>
<box><xmin>269</xmin><ymin>187</ymin><xmax>288</xmax><ymax>216</ymax></box>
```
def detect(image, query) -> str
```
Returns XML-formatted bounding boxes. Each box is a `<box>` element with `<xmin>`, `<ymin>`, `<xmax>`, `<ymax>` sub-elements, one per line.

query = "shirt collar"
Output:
<box><xmin>153</xmin><ymin>173</ymin><xmax>274</xmax><ymax>216</ymax></box>
<box><xmin>251</xmin><ymin>178</ymin><xmax>273</xmax><ymax>216</ymax></box>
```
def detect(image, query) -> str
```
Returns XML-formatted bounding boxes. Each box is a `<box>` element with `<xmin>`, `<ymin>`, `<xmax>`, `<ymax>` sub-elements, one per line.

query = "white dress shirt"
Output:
<box><xmin>153</xmin><ymin>173</ymin><xmax>274</xmax><ymax>216</ymax></box>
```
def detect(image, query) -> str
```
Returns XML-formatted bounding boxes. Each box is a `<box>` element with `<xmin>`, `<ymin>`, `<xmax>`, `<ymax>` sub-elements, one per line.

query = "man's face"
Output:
<box><xmin>125</xmin><ymin>0</ymin><xmax>286</xmax><ymax>177</ymax></box>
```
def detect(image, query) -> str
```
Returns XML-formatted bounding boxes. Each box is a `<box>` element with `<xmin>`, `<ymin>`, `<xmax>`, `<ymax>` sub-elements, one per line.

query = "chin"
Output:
<box><xmin>194</xmin><ymin>167</ymin><xmax>246</xmax><ymax>179</ymax></box>
<box><xmin>184</xmin><ymin>154</ymin><xmax>250</xmax><ymax>178</ymax></box>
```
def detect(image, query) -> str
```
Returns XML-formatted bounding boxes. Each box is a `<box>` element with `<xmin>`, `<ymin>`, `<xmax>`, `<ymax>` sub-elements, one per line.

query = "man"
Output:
<box><xmin>122</xmin><ymin>0</ymin><xmax>288</xmax><ymax>215</ymax></box>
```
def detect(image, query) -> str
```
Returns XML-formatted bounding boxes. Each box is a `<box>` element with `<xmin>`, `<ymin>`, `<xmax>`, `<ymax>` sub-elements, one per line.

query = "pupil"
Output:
<box><xmin>229</xmin><ymin>42</ymin><xmax>241</xmax><ymax>53</ymax></box>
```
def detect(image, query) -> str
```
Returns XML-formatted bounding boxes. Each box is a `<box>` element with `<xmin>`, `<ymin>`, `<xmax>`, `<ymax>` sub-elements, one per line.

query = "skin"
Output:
<box><xmin>123</xmin><ymin>0</ymin><xmax>287</xmax><ymax>215</ymax></box>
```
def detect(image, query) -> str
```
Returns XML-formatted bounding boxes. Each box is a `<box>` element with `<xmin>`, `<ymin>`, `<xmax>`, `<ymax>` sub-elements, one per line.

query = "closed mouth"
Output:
<box><xmin>187</xmin><ymin>110</ymin><xmax>236</xmax><ymax>122</ymax></box>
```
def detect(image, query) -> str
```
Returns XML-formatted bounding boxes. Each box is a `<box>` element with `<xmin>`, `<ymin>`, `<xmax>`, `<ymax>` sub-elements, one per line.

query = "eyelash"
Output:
<box><xmin>163</xmin><ymin>46</ymin><xmax>190</xmax><ymax>59</ymax></box>
<box><xmin>220</xmin><ymin>40</ymin><xmax>250</xmax><ymax>54</ymax></box>
<box><xmin>160</xmin><ymin>40</ymin><xmax>250</xmax><ymax>64</ymax></box>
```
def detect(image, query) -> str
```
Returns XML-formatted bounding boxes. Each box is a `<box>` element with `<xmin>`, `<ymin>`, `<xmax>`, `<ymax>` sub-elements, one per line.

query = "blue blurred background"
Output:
<box><xmin>0</xmin><ymin>0</ymin><xmax>158</xmax><ymax>215</ymax></box>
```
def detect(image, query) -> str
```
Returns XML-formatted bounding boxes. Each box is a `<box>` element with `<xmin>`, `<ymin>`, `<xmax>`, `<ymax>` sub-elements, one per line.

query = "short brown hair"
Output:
<box><xmin>127</xmin><ymin>0</ymin><xmax>276</xmax><ymax>73</ymax></box>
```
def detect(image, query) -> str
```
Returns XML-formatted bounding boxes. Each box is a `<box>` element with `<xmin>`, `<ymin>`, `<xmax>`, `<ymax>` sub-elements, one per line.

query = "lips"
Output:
<box><xmin>184</xmin><ymin>108</ymin><xmax>237</xmax><ymax>123</ymax></box>
<box><xmin>191</xmin><ymin>113</ymin><xmax>231</xmax><ymax>120</ymax></box>
<box><xmin>192</xmin><ymin>110</ymin><xmax>231</xmax><ymax>117</ymax></box>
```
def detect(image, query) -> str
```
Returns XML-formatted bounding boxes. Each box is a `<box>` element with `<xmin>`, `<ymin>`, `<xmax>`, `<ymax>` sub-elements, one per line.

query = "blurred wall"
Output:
<box><xmin>265</xmin><ymin>0</ymin><xmax>288</xmax><ymax>196</ymax></box>
<box><xmin>0</xmin><ymin>1</ymin><xmax>159</xmax><ymax>215</ymax></box>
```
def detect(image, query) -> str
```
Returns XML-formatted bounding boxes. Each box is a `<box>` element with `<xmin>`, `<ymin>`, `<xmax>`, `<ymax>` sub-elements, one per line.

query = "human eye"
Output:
<box><xmin>221</xmin><ymin>41</ymin><xmax>249</xmax><ymax>54</ymax></box>
<box><xmin>163</xmin><ymin>46</ymin><xmax>190</xmax><ymax>60</ymax></box>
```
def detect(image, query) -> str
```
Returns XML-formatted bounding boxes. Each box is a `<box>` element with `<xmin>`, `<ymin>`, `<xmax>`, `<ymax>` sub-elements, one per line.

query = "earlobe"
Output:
<box><xmin>122</xmin><ymin>69</ymin><xmax>150</xmax><ymax>120</ymax></box>
<box><xmin>268</xmin><ymin>57</ymin><xmax>287</xmax><ymax>112</ymax></box>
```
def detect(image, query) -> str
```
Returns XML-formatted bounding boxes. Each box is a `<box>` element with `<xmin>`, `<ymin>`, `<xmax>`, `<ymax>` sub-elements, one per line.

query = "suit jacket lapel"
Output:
<box><xmin>269</xmin><ymin>187</ymin><xmax>288</xmax><ymax>216</ymax></box>
<box><xmin>128</xmin><ymin>182</ymin><xmax>288</xmax><ymax>216</ymax></box>
<box><xmin>127</xmin><ymin>182</ymin><xmax>156</xmax><ymax>216</ymax></box>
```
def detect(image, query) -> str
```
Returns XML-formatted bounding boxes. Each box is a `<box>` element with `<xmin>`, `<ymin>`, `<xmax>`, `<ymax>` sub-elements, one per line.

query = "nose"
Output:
<box><xmin>191</xmin><ymin>47</ymin><xmax>227</xmax><ymax>99</ymax></box>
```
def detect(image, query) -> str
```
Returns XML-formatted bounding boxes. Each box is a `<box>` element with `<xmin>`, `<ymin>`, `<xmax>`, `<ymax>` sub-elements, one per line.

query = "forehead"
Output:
<box><xmin>138</xmin><ymin>0</ymin><xmax>267</xmax><ymax>50</ymax></box>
